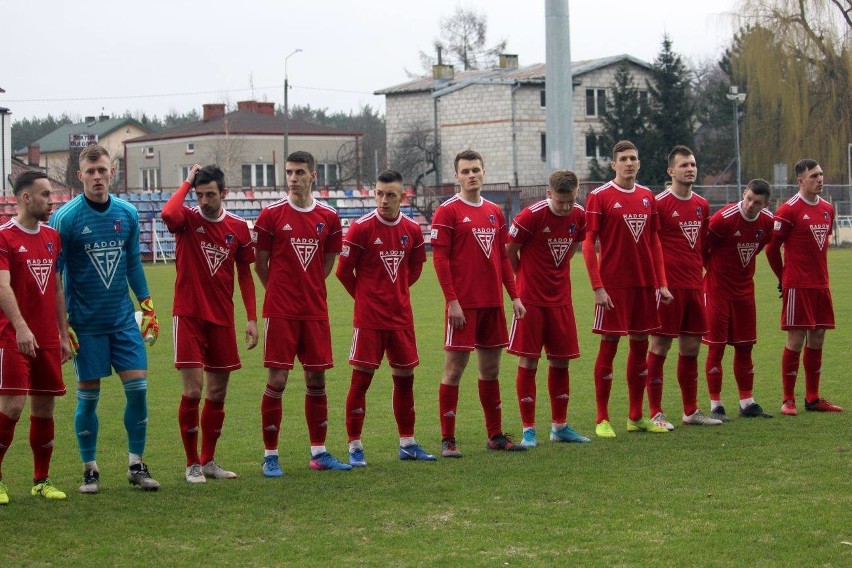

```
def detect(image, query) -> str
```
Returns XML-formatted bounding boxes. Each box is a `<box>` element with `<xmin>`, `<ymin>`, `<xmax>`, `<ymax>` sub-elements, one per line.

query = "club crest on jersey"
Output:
<box><xmin>756</xmin><ymin>229</ymin><xmax>764</xmax><ymax>239</ymax></box>
<box><xmin>200</xmin><ymin>241</ymin><xmax>229</xmax><ymax>276</ymax></box>
<box><xmin>823</xmin><ymin>211</ymin><xmax>830</xmax><ymax>221</ymax></box>
<box><xmin>46</xmin><ymin>242</ymin><xmax>54</xmax><ymax>256</ymax></box>
<box><xmin>737</xmin><ymin>242</ymin><xmax>759</xmax><ymax>268</ymax></box>
<box><xmin>810</xmin><ymin>224</ymin><xmax>829</xmax><ymax>250</ymax></box>
<box><xmin>547</xmin><ymin>238</ymin><xmax>573</xmax><ymax>267</ymax></box>
<box><xmin>642</xmin><ymin>198</ymin><xmax>650</xmax><ymax>209</ymax></box>
<box><xmin>316</xmin><ymin>223</ymin><xmax>325</xmax><ymax>236</ymax></box>
<box><xmin>225</xmin><ymin>234</ymin><xmax>234</xmax><ymax>246</ymax></box>
<box><xmin>113</xmin><ymin>219</ymin><xmax>122</xmax><ymax>233</ymax></box>
<box><xmin>696</xmin><ymin>207</ymin><xmax>703</xmax><ymax>219</ymax></box>
<box><xmin>622</xmin><ymin>214</ymin><xmax>648</xmax><ymax>243</ymax></box>
<box><xmin>472</xmin><ymin>227</ymin><xmax>496</xmax><ymax>258</ymax></box>
<box><xmin>679</xmin><ymin>221</ymin><xmax>701</xmax><ymax>249</ymax></box>
<box><xmin>488</xmin><ymin>214</ymin><xmax>496</xmax><ymax>226</ymax></box>
<box><xmin>291</xmin><ymin>237</ymin><xmax>319</xmax><ymax>271</ymax></box>
<box><xmin>26</xmin><ymin>259</ymin><xmax>53</xmax><ymax>295</ymax></box>
<box><xmin>568</xmin><ymin>224</ymin><xmax>576</xmax><ymax>235</ymax></box>
<box><xmin>400</xmin><ymin>235</ymin><xmax>409</xmax><ymax>248</ymax></box>
<box><xmin>380</xmin><ymin>250</ymin><xmax>405</xmax><ymax>283</ymax></box>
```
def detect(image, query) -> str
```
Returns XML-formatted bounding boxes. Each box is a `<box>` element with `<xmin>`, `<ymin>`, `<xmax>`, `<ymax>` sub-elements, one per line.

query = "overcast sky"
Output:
<box><xmin>2</xmin><ymin>0</ymin><xmax>739</xmax><ymax>122</ymax></box>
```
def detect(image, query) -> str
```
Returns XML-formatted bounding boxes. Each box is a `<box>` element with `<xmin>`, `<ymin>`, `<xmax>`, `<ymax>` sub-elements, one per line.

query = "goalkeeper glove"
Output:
<box><xmin>67</xmin><ymin>321</ymin><xmax>79</xmax><ymax>358</ymax></box>
<box><xmin>139</xmin><ymin>297</ymin><xmax>159</xmax><ymax>346</ymax></box>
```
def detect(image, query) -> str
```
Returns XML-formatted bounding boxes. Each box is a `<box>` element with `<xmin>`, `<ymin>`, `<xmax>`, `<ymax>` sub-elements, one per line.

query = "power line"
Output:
<box><xmin>3</xmin><ymin>83</ymin><xmax>377</xmax><ymax>104</ymax></box>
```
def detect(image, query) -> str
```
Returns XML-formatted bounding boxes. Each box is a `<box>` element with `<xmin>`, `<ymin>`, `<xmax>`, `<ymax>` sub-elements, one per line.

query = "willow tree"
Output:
<box><xmin>733</xmin><ymin>0</ymin><xmax>852</xmax><ymax>182</ymax></box>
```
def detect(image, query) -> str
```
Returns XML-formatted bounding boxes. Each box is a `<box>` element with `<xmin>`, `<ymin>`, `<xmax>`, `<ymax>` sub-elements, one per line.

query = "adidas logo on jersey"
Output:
<box><xmin>803</xmin><ymin>214</ymin><xmax>810</xmax><ymax>220</ymax></box>
<box><xmin>542</xmin><ymin>226</ymin><xmax>551</xmax><ymax>233</ymax></box>
<box><xmin>18</xmin><ymin>245</ymin><xmax>27</xmax><ymax>253</ymax></box>
<box><xmin>374</xmin><ymin>238</ymin><xmax>383</xmax><ymax>245</ymax></box>
<box><xmin>734</xmin><ymin>231</ymin><xmax>742</xmax><ymax>237</ymax></box>
<box><xmin>282</xmin><ymin>224</ymin><xmax>292</xmax><ymax>231</ymax></box>
<box><xmin>462</xmin><ymin>216</ymin><xmax>472</xmax><ymax>223</ymax></box>
<box><xmin>672</xmin><ymin>211</ymin><xmax>680</xmax><ymax>217</ymax></box>
<box><xmin>82</xmin><ymin>226</ymin><xmax>92</xmax><ymax>235</ymax></box>
<box><xmin>196</xmin><ymin>226</ymin><xmax>205</xmax><ymax>233</ymax></box>
<box><xmin>614</xmin><ymin>202</ymin><xmax>622</xmax><ymax>209</ymax></box>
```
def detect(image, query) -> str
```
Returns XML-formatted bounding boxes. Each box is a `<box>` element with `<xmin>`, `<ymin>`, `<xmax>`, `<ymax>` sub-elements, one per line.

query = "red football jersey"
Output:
<box><xmin>430</xmin><ymin>195</ymin><xmax>510</xmax><ymax>308</ymax></box>
<box><xmin>339</xmin><ymin>211</ymin><xmax>426</xmax><ymax>330</ymax></box>
<box><xmin>585</xmin><ymin>181</ymin><xmax>660</xmax><ymax>288</ymax></box>
<box><xmin>509</xmin><ymin>199</ymin><xmax>586</xmax><ymax>306</ymax></box>
<box><xmin>163</xmin><ymin>205</ymin><xmax>255</xmax><ymax>327</ymax></box>
<box><xmin>772</xmin><ymin>194</ymin><xmax>833</xmax><ymax>289</ymax></box>
<box><xmin>0</xmin><ymin>221</ymin><xmax>62</xmax><ymax>348</ymax></box>
<box><xmin>704</xmin><ymin>202</ymin><xmax>774</xmax><ymax>299</ymax></box>
<box><xmin>654</xmin><ymin>189</ymin><xmax>709</xmax><ymax>289</ymax></box>
<box><xmin>255</xmin><ymin>198</ymin><xmax>342</xmax><ymax>320</ymax></box>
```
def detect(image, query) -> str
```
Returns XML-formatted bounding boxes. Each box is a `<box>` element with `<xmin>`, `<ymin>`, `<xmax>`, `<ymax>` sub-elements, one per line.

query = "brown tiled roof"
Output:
<box><xmin>126</xmin><ymin>110</ymin><xmax>361</xmax><ymax>143</ymax></box>
<box><xmin>9</xmin><ymin>157</ymin><xmax>73</xmax><ymax>194</ymax></box>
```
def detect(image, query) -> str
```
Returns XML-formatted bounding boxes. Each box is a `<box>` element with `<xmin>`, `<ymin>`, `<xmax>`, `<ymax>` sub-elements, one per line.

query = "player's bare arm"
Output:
<box><xmin>0</xmin><ymin>270</ymin><xmax>38</xmax><ymax>358</ymax></box>
<box><xmin>184</xmin><ymin>163</ymin><xmax>202</xmax><ymax>186</ymax></box>
<box><xmin>54</xmin><ymin>277</ymin><xmax>72</xmax><ymax>363</ymax></box>
<box><xmin>254</xmin><ymin>249</ymin><xmax>271</xmax><ymax>288</ymax></box>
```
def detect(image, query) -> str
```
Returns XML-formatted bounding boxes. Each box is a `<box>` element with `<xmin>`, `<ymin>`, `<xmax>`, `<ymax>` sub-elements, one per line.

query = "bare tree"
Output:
<box><xmin>203</xmin><ymin>116</ymin><xmax>246</xmax><ymax>187</ymax></box>
<box><xmin>390</xmin><ymin>121</ymin><xmax>439</xmax><ymax>190</ymax></box>
<box><xmin>416</xmin><ymin>6</ymin><xmax>508</xmax><ymax>74</ymax></box>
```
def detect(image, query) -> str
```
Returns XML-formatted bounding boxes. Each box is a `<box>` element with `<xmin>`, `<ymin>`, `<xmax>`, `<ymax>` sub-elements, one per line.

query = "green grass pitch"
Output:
<box><xmin>2</xmin><ymin>251</ymin><xmax>851</xmax><ymax>566</ymax></box>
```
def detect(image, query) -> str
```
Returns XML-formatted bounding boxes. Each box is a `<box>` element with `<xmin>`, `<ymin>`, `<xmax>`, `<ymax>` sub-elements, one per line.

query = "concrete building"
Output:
<box><xmin>376</xmin><ymin>54</ymin><xmax>654</xmax><ymax>186</ymax></box>
<box><xmin>124</xmin><ymin>101</ymin><xmax>362</xmax><ymax>192</ymax></box>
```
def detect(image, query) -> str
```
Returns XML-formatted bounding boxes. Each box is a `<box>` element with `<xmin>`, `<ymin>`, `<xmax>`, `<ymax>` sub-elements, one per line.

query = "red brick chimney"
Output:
<box><xmin>203</xmin><ymin>103</ymin><xmax>226</xmax><ymax>122</ymax></box>
<box><xmin>237</xmin><ymin>100</ymin><xmax>275</xmax><ymax>116</ymax></box>
<box><xmin>258</xmin><ymin>102</ymin><xmax>275</xmax><ymax>116</ymax></box>
<box><xmin>27</xmin><ymin>144</ymin><xmax>41</xmax><ymax>166</ymax></box>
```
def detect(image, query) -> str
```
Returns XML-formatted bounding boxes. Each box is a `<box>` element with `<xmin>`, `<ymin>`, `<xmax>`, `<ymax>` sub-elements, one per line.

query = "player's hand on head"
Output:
<box><xmin>246</xmin><ymin>320</ymin><xmax>259</xmax><ymax>350</ymax></box>
<box><xmin>139</xmin><ymin>297</ymin><xmax>159</xmax><ymax>346</ymax></box>
<box><xmin>185</xmin><ymin>163</ymin><xmax>202</xmax><ymax>185</ymax></box>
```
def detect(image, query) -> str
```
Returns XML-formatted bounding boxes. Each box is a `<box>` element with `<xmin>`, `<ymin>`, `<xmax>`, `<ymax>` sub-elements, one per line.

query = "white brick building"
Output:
<box><xmin>376</xmin><ymin>54</ymin><xmax>654</xmax><ymax>186</ymax></box>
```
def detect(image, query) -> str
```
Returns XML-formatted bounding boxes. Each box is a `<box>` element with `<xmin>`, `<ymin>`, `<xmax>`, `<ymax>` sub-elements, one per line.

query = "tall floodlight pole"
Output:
<box><xmin>283</xmin><ymin>48</ymin><xmax>303</xmax><ymax>169</ymax></box>
<box><xmin>726</xmin><ymin>85</ymin><xmax>747</xmax><ymax>192</ymax></box>
<box><xmin>545</xmin><ymin>0</ymin><xmax>573</xmax><ymax>171</ymax></box>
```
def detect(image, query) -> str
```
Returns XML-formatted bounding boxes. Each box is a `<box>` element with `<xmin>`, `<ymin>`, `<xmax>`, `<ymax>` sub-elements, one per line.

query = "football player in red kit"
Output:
<box><xmin>766</xmin><ymin>159</ymin><xmax>843</xmax><ymax>415</ymax></box>
<box><xmin>337</xmin><ymin>169</ymin><xmax>436</xmax><ymax>466</ymax></box>
<box><xmin>162</xmin><ymin>164</ymin><xmax>258</xmax><ymax>483</ymax></box>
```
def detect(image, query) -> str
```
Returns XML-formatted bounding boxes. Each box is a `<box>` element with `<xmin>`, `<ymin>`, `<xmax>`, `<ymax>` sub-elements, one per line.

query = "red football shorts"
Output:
<box><xmin>508</xmin><ymin>304</ymin><xmax>580</xmax><ymax>360</ymax></box>
<box><xmin>655</xmin><ymin>287</ymin><xmax>707</xmax><ymax>337</ymax></box>
<box><xmin>173</xmin><ymin>316</ymin><xmax>241</xmax><ymax>372</ymax></box>
<box><xmin>781</xmin><ymin>288</ymin><xmax>835</xmax><ymax>330</ymax></box>
<box><xmin>444</xmin><ymin>306</ymin><xmax>509</xmax><ymax>351</ymax></box>
<box><xmin>592</xmin><ymin>286</ymin><xmax>660</xmax><ymax>336</ymax></box>
<box><xmin>263</xmin><ymin>317</ymin><xmax>333</xmax><ymax>370</ymax></box>
<box><xmin>0</xmin><ymin>347</ymin><xmax>65</xmax><ymax>396</ymax></box>
<box><xmin>703</xmin><ymin>293</ymin><xmax>757</xmax><ymax>345</ymax></box>
<box><xmin>348</xmin><ymin>327</ymin><xmax>419</xmax><ymax>370</ymax></box>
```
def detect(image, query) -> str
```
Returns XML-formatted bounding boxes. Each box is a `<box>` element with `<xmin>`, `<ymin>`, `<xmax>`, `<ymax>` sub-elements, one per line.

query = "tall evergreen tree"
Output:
<box><xmin>643</xmin><ymin>35</ymin><xmax>694</xmax><ymax>185</ymax></box>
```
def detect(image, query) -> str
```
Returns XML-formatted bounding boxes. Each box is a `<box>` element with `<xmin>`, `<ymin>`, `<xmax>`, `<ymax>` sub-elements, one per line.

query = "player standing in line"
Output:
<box><xmin>0</xmin><ymin>172</ymin><xmax>73</xmax><ymax>504</ymax></box>
<box><xmin>255</xmin><ymin>151</ymin><xmax>351</xmax><ymax>474</ymax></box>
<box><xmin>702</xmin><ymin>179</ymin><xmax>775</xmax><ymax>420</ymax></box>
<box><xmin>162</xmin><ymin>164</ymin><xmax>258</xmax><ymax>483</ymax></box>
<box><xmin>645</xmin><ymin>146</ymin><xmax>721</xmax><ymax>429</ymax></box>
<box><xmin>765</xmin><ymin>159</ymin><xmax>843</xmax><ymax>414</ymax></box>
<box><xmin>50</xmin><ymin>144</ymin><xmax>160</xmax><ymax>493</ymax></box>
<box><xmin>506</xmin><ymin>170</ymin><xmax>590</xmax><ymax>447</ymax></box>
<box><xmin>432</xmin><ymin>149</ymin><xmax>527</xmax><ymax>457</ymax></box>
<box><xmin>336</xmin><ymin>169</ymin><xmax>436</xmax><ymax>466</ymax></box>
<box><xmin>583</xmin><ymin>140</ymin><xmax>672</xmax><ymax>438</ymax></box>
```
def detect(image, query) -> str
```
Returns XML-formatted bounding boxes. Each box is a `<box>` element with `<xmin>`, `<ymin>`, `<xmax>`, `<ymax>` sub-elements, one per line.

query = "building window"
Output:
<box><xmin>185</xmin><ymin>143</ymin><xmax>195</xmax><ymax>154</ymax></box>
<box><xmin>540</xmin><ymin>90</ymin><xmax>546</xmax><ymax>107</ymax></box>
<box><xmin>143</xmin><ymin>146</ymin><xmax>155</xmax><ymax>158</ymax></box>
<box><xmin>540</xmin><ymin>133</ymin><xmax>546</xmax><ymax>162</ymax></box>
<box><xmin>585</xmin><ymin>89</ymin><xmax>607</xmax><ymax>117</ymax></box>
<box><xmin>316</xmin><ymin>163</ymin><xmax>339</xmax><ymax>187</ymax></box>
<box><xmin>639</xmin><ymin>90</ymin><xmax>649</xmax><ymax>113</ymax></box>
<box><xmin>180</xmin><ymin>165</ymin><xmax>192</xmax><ymax>181</ymax></box>
<box><xmin>141</xmin><ymin>168</ymin><xmax>160</xmax><ymax>190</ymax></box>
<box><xmin>241</xmin><ymin>163</ymin><xmax>276</xmax><ymax>187</ymax></box>
<box><xmin>585</xmin><ymin>133</ymin><xmax>605</xmax><ymax>159</ymax></box>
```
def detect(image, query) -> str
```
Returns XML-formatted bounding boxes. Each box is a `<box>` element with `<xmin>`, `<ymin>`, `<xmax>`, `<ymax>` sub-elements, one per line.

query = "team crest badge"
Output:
<box><xmin>114</xmin><ymin>219</ymin><xmax>122</xmax><ymax>233</ymax></box>
<box><xmin>225</xmin><ymin>234</ymin><xmax>234</xmax><ymax>246</ymax></box>
<box><xmin>696</xmin><ymin>207</ymin><xmax>703</xmax><ymax>219</ymax></box>
<box><xmin>488</xmin><ymin>214</ymin><xmax>495</xmax><ymax>226</ymax></box>
<box><xmin>568</xmin><ymin>224</ymin><xmax>576</xmax><ymax>235</ymax></box>
<box><xmin>824</xmin><ymin>211</ymin><xmax>830</xmax><ymax>221</ymax></box>
<box><xmin>316</xmin><ymin>223</ymin><xmax>325</xmax><ymax>236</ymax></box>
<box><xmin>46</xmin><ymin>242</ymin><xmax>54</xmax><ymax>256</ymax></box>
<box><xmin>400</xmin><ymin>235</ymin><xmax>409</xmax><ymax>248</ymax></box>
<box><xmin>756</xmin><ymin>229</ymin><xmax>763</xmax><ymax>239</ymax></box>
<box><xmin>642</xmin><ymin>198</ymin><xmax>650</xmax><ymax>208</ymax></box>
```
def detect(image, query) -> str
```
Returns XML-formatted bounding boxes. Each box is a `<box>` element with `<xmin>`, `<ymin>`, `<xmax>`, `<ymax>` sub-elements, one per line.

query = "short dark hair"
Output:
<box><xmin>548</xmin><ymin>170</ymin><xmax>578</xmax><ymax>193</ymax></box>
<box><xmin>794</xmin><ymin>159</ymin><xmax>819</xmax><ymax>177</ymax></box>
<box><xmin>194</xmin><ymin>165</ymin><xmax>225</xmax><ymax>191</ymax></box>
<box><xmin>286</xmin><ymin>150</ymin><xmax>315</xmax><ymax>172</ymax></box>
<box><xmin>612</xmin><ymin>140</ymin><xmax>637</xmax><ymax>160</ymax></box>
<box><xmin>79</xmin><ymin>144</ymin><xmax>110</xmax><ymax>165</ymax></box>
<box><xmin>13</xmin><ymin>171</ymin><xmax>49</xmax><ymax>195</ymax></box>
<box><xmin>454</xmin><ymin>149</ymin><xmax>484</xmax><ymax>173</ymax></box>
<box><xmin>376</xmin><ymin>169</ymin><xmax>403</xmax><ymax>185</ymax></box>
<box><xmin>667</xmin><ymin>145</ymin><xmax>694</xmax><ymax>167</ymax></box>
<box><xmin>746</xmin><ymin>178</ymin><xmax>771</xmax><ymax>198</ymax></box>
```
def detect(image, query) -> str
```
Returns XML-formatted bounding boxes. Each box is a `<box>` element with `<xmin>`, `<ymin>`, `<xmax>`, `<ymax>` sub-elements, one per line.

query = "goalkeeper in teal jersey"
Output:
<box><xmin>49</xmin><ymin>144</ymin><xmax>161</xmax><ymax>493</ymax></box>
